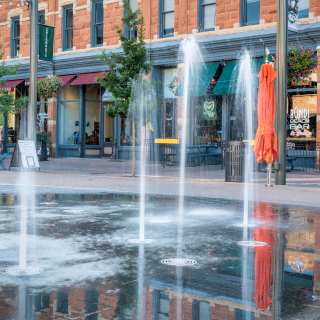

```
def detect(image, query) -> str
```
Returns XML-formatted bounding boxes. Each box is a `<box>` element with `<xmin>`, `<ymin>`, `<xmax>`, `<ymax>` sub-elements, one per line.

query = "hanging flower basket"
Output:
<box><xmin>37</xmin><ymin>74</ymin><xmax>63</xmax><ymax>100</ymax></box>
<box><xmin>287</xmin><ymin>46</ymin><xmax>319</xmax><ymax>87</ymax></box>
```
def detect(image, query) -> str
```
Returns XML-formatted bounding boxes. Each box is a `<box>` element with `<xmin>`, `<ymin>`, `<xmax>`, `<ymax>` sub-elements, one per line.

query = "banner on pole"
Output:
<box><xmin>288</xmin><ymin>0</ymin><xmax>300</xmax><ymax>32</ymax></box>
<box><xmin>39</xmin><ymin>24</ymin><xmax>54</xmax><ymax>62</ymax></box>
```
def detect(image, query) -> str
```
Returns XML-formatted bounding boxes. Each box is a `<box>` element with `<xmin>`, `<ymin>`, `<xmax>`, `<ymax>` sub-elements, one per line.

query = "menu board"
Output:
<box><xmin>9</xmin><ymin>140</ymin><xmax>40</xmax><ymax>170</ymax></box>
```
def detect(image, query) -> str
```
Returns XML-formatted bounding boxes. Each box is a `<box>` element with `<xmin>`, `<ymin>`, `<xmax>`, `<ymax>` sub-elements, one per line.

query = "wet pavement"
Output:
<box><xmin>0</xmin><ymin>189</ymin><xmax>319</xmax><ymax>319</ymax></box>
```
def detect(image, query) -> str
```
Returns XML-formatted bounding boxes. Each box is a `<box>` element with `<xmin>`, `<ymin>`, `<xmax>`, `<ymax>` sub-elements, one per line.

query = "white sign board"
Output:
<box><xmin>9</xmin><ymin>140</ymin><xmax>40</xmax><ymax>170</ymax></box>
<box><xmin>288</xmin><ymin>0</ymin><xmax>300</xmax><ymax>32</ymax></box>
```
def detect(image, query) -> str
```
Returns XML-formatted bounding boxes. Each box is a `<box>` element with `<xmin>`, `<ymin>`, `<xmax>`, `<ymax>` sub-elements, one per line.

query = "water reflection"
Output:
<box><xmin>0</xmin><ymin>192</ymin><xmax>318</xmax><ymax>319</ymax></box>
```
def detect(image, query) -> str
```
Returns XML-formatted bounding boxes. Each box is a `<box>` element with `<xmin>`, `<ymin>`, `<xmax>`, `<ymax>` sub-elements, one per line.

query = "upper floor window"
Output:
<box><xmin>298</xmin><ymin>0</ymin><xmax>309</xmax><ymax>18</ymax></box>
<box><xmin>63</xmin><ymin>5</ymin><xmax>73</xmax><ymax>51</ymax></box>
<box><xmin>241</xmin><ymin>0</ymin><xmax>260</xmax><ymax>26</ymax></box>
<box><xmin>92</xmin><ymin>0</ymin><xmax>103</xmax><ymax>47</ymax></box>
<box><xmin>38</xmin><ymin>10</ymin><xmax>45</xmax><ymax>25</ymax></box>
<box><xmin>11</xmin><ymin>16</ymin><xmax>20</xmax><ymax>58</ymax></box>
<box><xmin>159</xmin><ymin>0</ymin><xmax>174</xmax><ymax>38</ymax></box>
<box><xmin>198</xmin><ymin>0</ymin><xmax>216</xmax><ymax>32</ymax></box>
<box><xmin>124</xmin><ymin>0</ymin><xmax>138</xmax><ymax>39</ymax></box>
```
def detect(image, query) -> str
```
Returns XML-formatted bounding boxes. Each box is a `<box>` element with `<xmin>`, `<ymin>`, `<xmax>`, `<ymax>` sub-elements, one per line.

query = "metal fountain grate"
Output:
<box><xmin>3</xmin><ymin>266</ymin><xmax>42</xmax><ymax>276</ymax></box>
<box><xmin>161</xmin><ymin>258</ymin><xmax>197</xmax><ymax>266</ymax></box>
<box><xmin>237</xmin><ymin>241</ymin><xmax>268</xmax><ymax>247</ymax></box>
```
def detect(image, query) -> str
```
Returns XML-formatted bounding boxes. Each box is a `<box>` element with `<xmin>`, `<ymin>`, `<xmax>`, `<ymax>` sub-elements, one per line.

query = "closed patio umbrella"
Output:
<box><xmin>254</xmin><ymin>204</ymin><xmax>275</xmax><ymax>310</ymax></box>
<box><xmin>253</xmin><ymin>64</ymin><xmax>278</xmax><ymax>164</ymax></box>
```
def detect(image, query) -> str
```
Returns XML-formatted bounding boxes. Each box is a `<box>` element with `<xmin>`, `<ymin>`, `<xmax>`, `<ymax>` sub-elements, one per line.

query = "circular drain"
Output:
<box><xmin>237</xmin><ymin>241</ymin><xmax>268</xmax><ymax>247</ymax></box>
<box><xmin>127</xmin><ymin>239</ymin><xmax>155</xmax><ymax>243</ymax></box>
<box><xmin>0</xmin><ymin>244</ymin><xmax>8</xmax><ymax>250</ymax></box>
<box><xmin>233</xmin><ymin>223</ymin><xmax>257</xmax><ymax>228</ymax></box>
<box><xmin>3</xmin><ymin>267</ymin><xmax>42</xmax><ymax>276</ymax></box>
<box><xmin>161</xmin><ymin>258</ymin><xmax>197</xmax><ymax>266</ymax></box>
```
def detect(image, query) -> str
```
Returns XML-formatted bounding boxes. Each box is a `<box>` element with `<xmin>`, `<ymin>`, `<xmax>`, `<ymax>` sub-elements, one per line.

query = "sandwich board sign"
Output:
<box><xmin>9</xmin><ymin>140</ymin><xmax>40</xmax><ymax>170</ymax></box>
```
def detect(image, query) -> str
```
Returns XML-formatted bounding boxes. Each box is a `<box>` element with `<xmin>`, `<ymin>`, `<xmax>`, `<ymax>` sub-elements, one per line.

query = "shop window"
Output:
<box><xmin>287</xmin><ymin>94</ymin><xmax>317</xmax><ymax>140</ymax></box>
<box><xmin>120</xmin><ymin>119</ymin><xmax>141</xmax><ymax>146</ymax></box>
<box><xmin>92</xmin><ymin>0</ymin><xmax>104</xmax><ymax>47</ymax></box>
<box><xmin>85</xmin><ymin>84</ymin><xmax>101</xmax><ymax>146</ymax></box>
<box><xmin>198</xmin><ymin>0</ymin><xmax>216</xmax><ymax>32</ymax></box>
<box><xmin>63</xmin><ymin>5</ymin><xmax>73</xmax><ymax>51</ymax></box>
<box><xmin>193</xmin><ymin>96</ymin><xmax>222</xmax><ymax>145</ymax></box>
<box><xmin>298</xmin><ymin>0</ymin><xmax>309</xmax><ymax>18</ymax></box>
<box><xmin>241</xmin><ymin>0</ymin><xmax>260</xmax><ymax>26</ymax></box>
<box><xmin>59</xmin><ymin>101</ymin><xmax>79</xmax><ymax>145</ymax></box>
<box><xmin>124</xmin><ymin>0</ymin><xmax>138</xmax><ymax>39</ymax></box>
<box><xmin>159</xmin><ymin>0</ymin><xmax>174</xmax><ymax>38</ymax></box>
<box><xmin>57</xmin><ymin>292</ymin><xmax>68</xmax><ymax>314</ymax></box>
<box><xmin>11</xmin><ymin>16</ymin><xmax>20</xmax><ymax>58</ymax></box>
<box><xmin>164</xmin><ymin>100</ymin><xmax>177</xmax><ymax>138</ymax></box>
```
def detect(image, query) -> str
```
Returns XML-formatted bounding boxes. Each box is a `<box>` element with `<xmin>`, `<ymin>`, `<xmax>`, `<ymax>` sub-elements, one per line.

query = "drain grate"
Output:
<box><xmin>161</xmin><ymin>258</ymin><xmax>197</xmax><ymax>266</ymax></box>
<box><xmin>237</xmin><ymin>241</ymin><xmax>268</xmax><ymax>247</ymax></box>
<box><xmin>3</xmin><ymin>267</ymin><xmax>42</xmax><ymax>276</ymax></box>
<box><xmin>127</xmin><ymin>239</ymin><xmax>155</xmax><ymax>243</ymax></box>
<box><xmin>233</xmin><ymin>223</ymin><xmax>257</xmax><ymax>228</ymax></box>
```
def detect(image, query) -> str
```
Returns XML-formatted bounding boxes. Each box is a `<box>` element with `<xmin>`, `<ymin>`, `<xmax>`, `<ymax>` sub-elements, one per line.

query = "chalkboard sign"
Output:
<box><xmin>9</xmin><ymin>140</ymin><xmax>40</xmax><ymax>170</ymax></box>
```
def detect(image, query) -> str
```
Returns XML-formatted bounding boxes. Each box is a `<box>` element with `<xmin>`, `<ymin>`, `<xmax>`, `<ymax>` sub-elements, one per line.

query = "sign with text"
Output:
<box><xmin>9</xmin><ymin>140</ymin><xmax>40</xmax><ymax>170</ymax></box>
<box><xmin>289</xmin><ymin>107</ymin><xmax>312</xmax><ymax>137</ymax></box>
<box><xmin>39</xmin><ymin>24</ymin><xmax>54</xmax><ymax>62</ymax></box>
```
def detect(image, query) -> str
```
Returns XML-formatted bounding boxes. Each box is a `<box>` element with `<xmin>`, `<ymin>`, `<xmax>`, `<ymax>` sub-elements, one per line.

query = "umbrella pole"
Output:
<box><xmin>266</xmin><ymin>162</ymin><xmax>273</xmax><ymax>187</ymax></box>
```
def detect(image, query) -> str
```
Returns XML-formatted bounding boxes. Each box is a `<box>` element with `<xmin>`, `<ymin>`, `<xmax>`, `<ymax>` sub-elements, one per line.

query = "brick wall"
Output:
<box><xmin>215</xmin><ymin>0</ymin><xmax>241</xmax><ymax>30</ymax></box>
<box><xmin>260</xmin><ymin>0</ymin><xmax>277</xmax><ymax>23</ymax></box>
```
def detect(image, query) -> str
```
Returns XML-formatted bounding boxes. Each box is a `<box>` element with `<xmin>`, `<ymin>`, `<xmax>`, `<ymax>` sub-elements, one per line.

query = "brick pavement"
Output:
<box><xmin>0</xmin><ymin>157</ymin><xmax>320</xmax><ymax>207</ymax></box>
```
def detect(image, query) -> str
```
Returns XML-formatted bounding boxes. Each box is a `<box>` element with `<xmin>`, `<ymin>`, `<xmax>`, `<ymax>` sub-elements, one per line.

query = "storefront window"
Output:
<box><xmin>120</xmin><ymin>119</ymin><xmax>141</xmax><ymax>146</ymax></box>
<box><xmin>85</xmin><ymin>84</ymin><xmax>101</xmax><ymax>145</ymax></box>
<box><xmin>164</xmin><ymin>100</ymin><xmax>176</xmax><ymax>138</ymax></box>
<box><xmin>193</xmin><ymin>96</ymin><xmax>222</xmax><ymax>145</ymax></box>
<box><xmin>59</xmin><ymin>83</ymin><xmax>80</xmax><ymax>101</ymax></box>
<box><xmin>59</xmin><ymin>101</ymin><xmax>79</xmax><ymax>145</ymax></box>
<box><xmin>288</xmin><ymin>94</ymin><xmax>317</xmax><ymax>140</ymax></box>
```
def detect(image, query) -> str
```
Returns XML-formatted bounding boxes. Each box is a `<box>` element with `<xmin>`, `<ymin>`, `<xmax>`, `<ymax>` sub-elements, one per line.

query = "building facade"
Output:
<box><xmin>1</xmin><ymin>0</ymin><xmax>320</xmax><ymax>160</ymax></box>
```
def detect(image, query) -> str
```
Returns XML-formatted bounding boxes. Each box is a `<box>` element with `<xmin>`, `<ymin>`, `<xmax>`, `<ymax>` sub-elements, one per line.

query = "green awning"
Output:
<box><xmin>175</xmin><ymin>62</ymin><xmax>220</xmax><ymax>97</ymax></box>
<box><xmin>214</xmin><ymin>58</ymin><xmax>263</xmax><ymax>95</ymax></box>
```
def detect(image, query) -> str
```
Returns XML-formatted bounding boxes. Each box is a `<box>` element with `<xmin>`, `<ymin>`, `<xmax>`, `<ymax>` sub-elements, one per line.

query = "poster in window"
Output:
<box><xmin>202</xmin><ymin>98</ymin><xmax>217</xmax><ymax>120</ymax></box>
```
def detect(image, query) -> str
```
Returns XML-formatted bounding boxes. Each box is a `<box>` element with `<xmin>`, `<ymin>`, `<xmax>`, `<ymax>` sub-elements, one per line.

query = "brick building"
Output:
<box><xmin>0</xmin><ymin>0</ymin><xmax>320</xmax><ymax>160</ymax></box>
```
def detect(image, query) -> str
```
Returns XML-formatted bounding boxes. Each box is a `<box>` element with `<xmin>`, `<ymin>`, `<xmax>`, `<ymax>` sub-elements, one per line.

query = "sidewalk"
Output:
<box><xmin>1</xmin><ymin>156</ymin><xmax>320</xmax><ymax>207</ymax></box>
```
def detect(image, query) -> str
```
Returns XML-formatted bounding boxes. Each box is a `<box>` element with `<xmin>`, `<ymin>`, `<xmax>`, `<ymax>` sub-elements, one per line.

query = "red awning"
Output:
<box><xmin>58</xmin><ymin>74</ymin><xmax>76</xmax><ymax>85</ymax></box>
<box><xmin>70</xmin><ymin>72</ymin><xmax>110</xmax><ymax>86</ymax></box>
<box><xmin>0</xmin><ymin>79</ymin><xmax>24</xmax><ymax>92</ymax></box>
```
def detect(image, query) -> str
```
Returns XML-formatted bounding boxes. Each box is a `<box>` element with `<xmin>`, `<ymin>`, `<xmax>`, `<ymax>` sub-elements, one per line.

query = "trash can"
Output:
<box><xmin>39</xmin><ymin>139</ymin><xmax>48</xmax><ymax>161</ymax></box>
<box><xmin>225</xmin><ymin>141</ymin><xmax>244</xmax><ymax>182</ymax></box>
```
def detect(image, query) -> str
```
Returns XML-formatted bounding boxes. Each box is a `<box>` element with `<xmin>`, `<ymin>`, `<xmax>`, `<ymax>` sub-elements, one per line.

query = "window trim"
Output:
<box><xmin>240</xmin><ymin>0</ymin><xmax>260</xmax><ymax>26</ymax></box>
<box><xmin>198</xmin><ymin>0</ymin><xmax>216</xmax><ymax>32</ymax></box>
<box><xmin>159</xmin><ymin>0</ymin><xmax>174</xmax><ymax>38</ymax></box>
<box><xmin>91</xmin><ymin>0</ymin><xmax>104</xmax><ymax>47</ymax></box>
<box><xmin>11</xmin><ymin>16</ymin><xmax>20</xmax><ymax>58</ymax></box>
<box><xmin>62</xmin><ymin>5</ymin><xmax>73</xmax><ymax>51</ymax></box>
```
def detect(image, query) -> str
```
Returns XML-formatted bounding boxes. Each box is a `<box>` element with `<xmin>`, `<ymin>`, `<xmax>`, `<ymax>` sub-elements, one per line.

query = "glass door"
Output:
<box><xmin>103</xmin><ymin>103</ymin><xmax>113</xmax><ymax>157</ymax></box>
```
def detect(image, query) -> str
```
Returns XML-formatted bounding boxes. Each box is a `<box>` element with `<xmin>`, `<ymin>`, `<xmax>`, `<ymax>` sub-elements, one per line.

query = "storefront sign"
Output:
<box><xmin>39</xmin><ymin>24</ymin><xmax>54</xmax><ymax>62</ymax></box>
<box><xmin>288</xmin><ymin>0</ymin><xmax>300</xmax><ymax>32</ymax></box>
<box><xmin>289</xmin><ymin>107</ymin><xmax>311</xmax><ymax>137</ymax></box>
<box><xmin>9</xmin><ymin>140</ymin><xmax>40</xmax><ymax>170</ymax></box>
<box><xmin>102</xmin><ymin>89</ymin><xmax>112</xmax><ymax>102</ymax></box>
<box><xmin>202</xmin><ymin>98</ymin><xmax>217</xmax><ymax>120</ymax></box>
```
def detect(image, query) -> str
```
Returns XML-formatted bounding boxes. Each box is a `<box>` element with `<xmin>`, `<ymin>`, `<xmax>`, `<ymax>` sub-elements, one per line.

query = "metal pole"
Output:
<box><xmin>265</xmin><ymin>162</ymin><xmax>273</xmax><ymax>187</ymax></box>
<box><xmin>275</xmin><ymin>0</ymin><xmax>288</xmax><ymax>185</ymax></box>
<box><xmin>28</xmin><ymin>0</ymin><xmax>38</xmax><ymax>145</ymax></box>
<box><xmin>1</xmin><ymin>112</ymin><xmax>8</xmax><ymax>154</ymax></box>
<box><xmin>79</xmin><ymin>84</ymin><xmax>84</xmax><ymax>158</ymax></box>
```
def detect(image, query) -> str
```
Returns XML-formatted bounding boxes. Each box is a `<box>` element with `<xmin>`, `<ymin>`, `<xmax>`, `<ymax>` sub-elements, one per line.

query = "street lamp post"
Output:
<box><xmin>275</xmin><ymin>0</ymin><xmax>288</xmax><ymax>185</ymax></box>
<box><xmin>28</xmin><ymin>0</ymin><xmax>38</xmax><ymax>145</ymax></box>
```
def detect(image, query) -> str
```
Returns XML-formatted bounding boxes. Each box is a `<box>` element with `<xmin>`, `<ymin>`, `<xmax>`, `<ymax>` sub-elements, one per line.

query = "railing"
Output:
<box><xmin>259</xmin><ymin>141</ymin><xmax>320</xmax><ymax>173</ymax></box>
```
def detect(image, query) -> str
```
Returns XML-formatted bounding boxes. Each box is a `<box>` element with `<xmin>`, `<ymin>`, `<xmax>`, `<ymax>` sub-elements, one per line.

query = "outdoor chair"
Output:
<box><xmin>0</xmin><ymin>152</ymin><xmax>9</xmax><ymax>170</ymax></box>
<box><xmin>90</xmin><ymin>136</ymin><xmax>99</xmax><ymax>145</ymax></box>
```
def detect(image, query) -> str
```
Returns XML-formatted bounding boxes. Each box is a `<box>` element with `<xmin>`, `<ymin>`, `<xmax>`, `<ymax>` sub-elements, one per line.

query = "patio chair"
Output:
<box><xmin>0</xmin><ymin>152</ymin><xmax>9</xmax><ymax>170</ymax></box>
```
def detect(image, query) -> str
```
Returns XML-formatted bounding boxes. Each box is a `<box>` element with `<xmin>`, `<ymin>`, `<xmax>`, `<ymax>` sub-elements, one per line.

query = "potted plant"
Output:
<box><xmin>37</xmin><ymin>74</ymin><xmax>63</xmax><ymax>100</ymax></box>
<box><xmin>286</xmin><ymin>46</ymin><xmax>319</xmax><ymax>87</ymax></box>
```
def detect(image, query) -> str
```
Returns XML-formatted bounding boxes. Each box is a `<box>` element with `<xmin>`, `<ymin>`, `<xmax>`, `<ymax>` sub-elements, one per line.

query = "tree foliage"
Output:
<box><xmin>96</xmin><ymin>0</ymin><xmax>153</xmax><ymax>118</ymax></box>
<box><xmin>0</xmin><ymin>45</ymin><xmax>28</xmax><ymax>115</ymax></box>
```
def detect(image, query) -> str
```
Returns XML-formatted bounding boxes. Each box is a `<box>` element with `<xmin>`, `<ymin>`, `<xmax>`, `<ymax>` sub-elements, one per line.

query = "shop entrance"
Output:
<box><xmin>103</xmin><ymin>111</ymin><xmax>113</xmax><ymax>157</ymax></box>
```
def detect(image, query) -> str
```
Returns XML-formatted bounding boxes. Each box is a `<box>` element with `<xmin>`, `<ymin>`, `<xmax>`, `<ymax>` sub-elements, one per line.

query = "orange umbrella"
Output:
<box><xmin>254</xmin><ymin>204</ymin><xmax>275</xmax><ymax>310</ymax></box>
<box><xmin>253</xmin><ymin>64</ymin><xmax>278</xmax><ymax>164</ymax></box>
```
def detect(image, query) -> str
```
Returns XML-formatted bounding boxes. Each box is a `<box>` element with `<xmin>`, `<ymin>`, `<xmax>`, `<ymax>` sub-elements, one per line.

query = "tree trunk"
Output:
<box><xmin>132</xmin><ymin>121</ymin><xmax>136</xmax><ymax>177</ymax></box>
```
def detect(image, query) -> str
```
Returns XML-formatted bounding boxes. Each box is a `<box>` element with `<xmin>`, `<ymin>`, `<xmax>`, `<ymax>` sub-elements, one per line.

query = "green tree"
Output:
<box><xmin>96</xmin><ymin>0</ymin><xmax>154</xmax><ymax>177</ymax></box>
<box><xmin>0</xmin><ymin>45</ymin><xmax>28</xmax><ymax>116</ymax></box>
